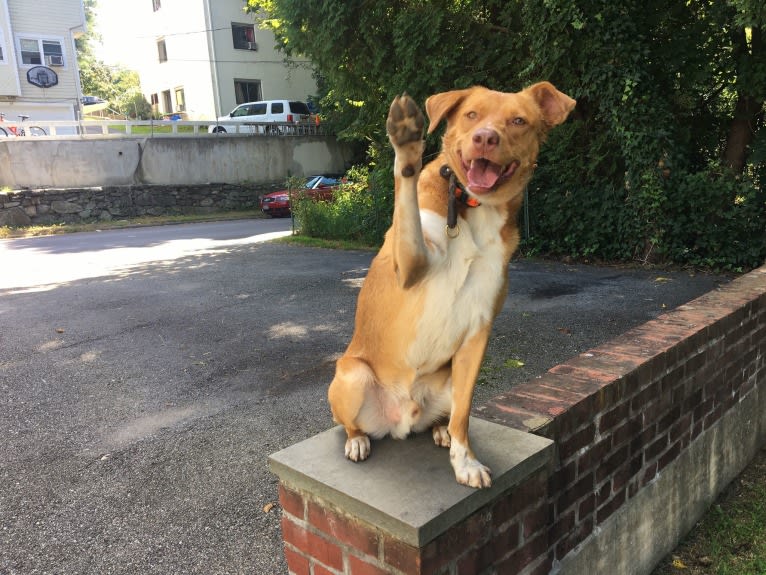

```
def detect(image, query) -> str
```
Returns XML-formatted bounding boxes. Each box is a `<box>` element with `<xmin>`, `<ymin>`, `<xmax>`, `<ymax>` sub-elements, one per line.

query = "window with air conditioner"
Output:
<box><xmin>231</xmin><ymin>23</ymin><xmax>256</xmax><ymax>50</ymax></box>
<box><xmin>18</xmin><ymin>37</ymin><xmax>64</xmax><ymax>67</ymax></box>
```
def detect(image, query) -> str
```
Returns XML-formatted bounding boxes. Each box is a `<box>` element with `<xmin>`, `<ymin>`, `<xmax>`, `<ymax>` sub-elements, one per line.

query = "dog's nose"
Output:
<box><xmin>472</xmin><ymin>128</ymin><xmax>499</xmax><ymax>153</ymax></box>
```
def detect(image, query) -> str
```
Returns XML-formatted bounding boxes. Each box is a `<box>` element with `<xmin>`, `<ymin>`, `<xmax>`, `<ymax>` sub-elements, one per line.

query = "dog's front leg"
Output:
<box><xmin>386</xmin><ymin>95</ymin><xmax>428</xmax><ymax>289</ymax></box>
<box><xmin>449</xmin><ymin>326</ymin><xmax>493</xmax><ymax>488</ymax></box>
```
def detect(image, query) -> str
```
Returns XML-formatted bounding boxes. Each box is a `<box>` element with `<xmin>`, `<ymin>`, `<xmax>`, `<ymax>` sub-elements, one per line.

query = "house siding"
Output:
<box><xmin>0</xmin><ymin>0</ymin><xmax>21</xmax><ymax>97</ymax></box>
<box><xmin>137</xmin><ymin>0</ymin><xmax>315</xmax><ymax>120</ymax></box>
<box><xmin>0</xmin><ymin>0</ymin><xmax>84</xmax><ymax>120</ymax></box>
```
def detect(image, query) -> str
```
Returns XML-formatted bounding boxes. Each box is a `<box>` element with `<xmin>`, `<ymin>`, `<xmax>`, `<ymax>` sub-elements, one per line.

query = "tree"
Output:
<box><xmin>247</xmin><ymin>1</ymin><xmax>526</xmax><ymax>145</ymax></box>
<box><xmin>247</xmin><ymin>0</ymin><xmax>766</xmax><ymax>270</ymax></box>
<box><xmin>723</xmin><ymin>1</ymin><xmax>766</xmax><ymax>173</ymax></box>
<box><xmin>76</xmin><ymin>0</ymin><xmax>152</xmax><ymax>119</ymax></box>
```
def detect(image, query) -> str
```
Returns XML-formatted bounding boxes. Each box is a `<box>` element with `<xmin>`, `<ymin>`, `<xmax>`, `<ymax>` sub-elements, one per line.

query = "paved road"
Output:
<box><xmin>0</xmin><ymin>220</ymin><xmax>729</xmax><ymax>574</ymax></box>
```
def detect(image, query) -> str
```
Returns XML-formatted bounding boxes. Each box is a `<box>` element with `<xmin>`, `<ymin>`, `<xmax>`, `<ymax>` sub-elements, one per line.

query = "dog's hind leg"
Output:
<box><xmin>386</xmin><ymin>94</ymin><xmax>429</xmax><ymax>289</ymax></box>
<box><xmin>328</xmin><ymin>355</ymin><xmax>376</xmax><ymax>462</ymax></box>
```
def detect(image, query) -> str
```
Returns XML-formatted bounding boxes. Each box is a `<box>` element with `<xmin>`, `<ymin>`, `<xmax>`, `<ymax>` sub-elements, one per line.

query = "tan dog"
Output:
<box><xmin>328</xmin><ymin>83</ymin><xmax>575</xmax><ymax>488</ymax></box>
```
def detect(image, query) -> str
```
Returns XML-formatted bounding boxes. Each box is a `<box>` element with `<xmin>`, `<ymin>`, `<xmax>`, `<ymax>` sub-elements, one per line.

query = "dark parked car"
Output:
<box><xmin>81</xmin><ymin>96</ymin><xmax>106</xmax><ymax>105</ymax></box>
<box><xmin>260</xmin><ymin>176</ymin><xmax>342</xmax><ymax>217</ymax></box>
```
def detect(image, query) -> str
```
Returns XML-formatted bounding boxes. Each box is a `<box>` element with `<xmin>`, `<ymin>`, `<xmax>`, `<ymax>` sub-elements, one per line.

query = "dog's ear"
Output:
<box><xmin>526</xmin><ymin>82</ymin><xmax>576</xmax><ymax>127</ymax></box>
<box><xmin>425</xmin><ymin>89</ymin><xmax>473</xmax><ymax>134</ymax></box>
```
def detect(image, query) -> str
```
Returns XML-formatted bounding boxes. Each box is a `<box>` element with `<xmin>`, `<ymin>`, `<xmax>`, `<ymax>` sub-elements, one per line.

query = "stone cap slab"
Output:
<box><xmin>269</xmin><ymin>417</ymin><xmax>554</xmax><ymax>547</ymax></box>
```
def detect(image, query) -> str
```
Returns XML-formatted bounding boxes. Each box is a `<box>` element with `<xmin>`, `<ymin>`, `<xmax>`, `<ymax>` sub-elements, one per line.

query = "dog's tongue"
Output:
<box><xmin>467</xmin><ymin>159</ymin><xmax>503</xmax><ymax>192</ymax></box>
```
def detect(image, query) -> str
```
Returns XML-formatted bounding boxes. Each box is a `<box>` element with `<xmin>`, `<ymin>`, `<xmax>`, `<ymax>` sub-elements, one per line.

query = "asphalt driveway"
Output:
<box><xmin>0</xmin><ymin>221</ymin><xmax>729</xmax><ymax>574</ymax></box>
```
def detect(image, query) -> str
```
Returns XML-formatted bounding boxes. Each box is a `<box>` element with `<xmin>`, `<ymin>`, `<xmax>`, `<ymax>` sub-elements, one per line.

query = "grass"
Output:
<box><xmin>0</xmin><ymin>210</ymin><xmax>378</xmax><ymax>249</ymax></box>
<box><xmin>275</xmin><ymin>233</ymin><xmax>376</xmax><ymax>251</ymax></box>
<box><xmin>105</xmin><ymin>124</ymin><xmax>198</xmax><ymax>135</ymax></box>
<box><xmin>0</xmin><ymin>210</ymin><xmax>265</xmax><ymax>239</ymax></box>
<box><xmin>651</xmin><ymin>447</ymin><xmax>766</xmax><ymax>575</ymax></box>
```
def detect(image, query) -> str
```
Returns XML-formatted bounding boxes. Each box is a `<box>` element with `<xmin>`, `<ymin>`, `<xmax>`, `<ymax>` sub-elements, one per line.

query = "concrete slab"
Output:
<box><xmin>269</xmin><ymin>417</ymin><xmax>554</xmax><ymax>546</ymax></box>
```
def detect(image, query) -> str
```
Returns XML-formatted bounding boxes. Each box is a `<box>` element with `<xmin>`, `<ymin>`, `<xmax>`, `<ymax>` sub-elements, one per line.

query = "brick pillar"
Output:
<box><xmin>270</xmin><ymin>418</ymin><xmax>554</xmax><ymax>575</ymax></box>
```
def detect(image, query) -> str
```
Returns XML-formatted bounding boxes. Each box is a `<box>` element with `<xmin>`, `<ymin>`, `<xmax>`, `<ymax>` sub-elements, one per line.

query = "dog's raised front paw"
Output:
<box><xmin>386</xmin><ymin>94</ymin><xmax>424</xmax><ymax>147</ymax></box>
<box><xmin>345</xmin><ymin>435</ymin><xmax>371</xmax><ymax>462</ymax></box>
<box><xmin>387</xmin><ymin>95</ymin><xmax>425</xmax><ymax>179</ymax></box>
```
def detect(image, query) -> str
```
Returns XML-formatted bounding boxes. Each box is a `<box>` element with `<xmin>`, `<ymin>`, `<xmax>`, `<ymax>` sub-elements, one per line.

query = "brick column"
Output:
<box><xmin>270</xmin><ymin>418</ymin><xmax>555</xmax><ymax>575</ymax></box>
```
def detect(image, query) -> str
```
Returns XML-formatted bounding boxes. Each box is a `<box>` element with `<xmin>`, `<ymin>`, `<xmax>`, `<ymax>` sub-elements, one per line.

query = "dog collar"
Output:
<box><xmin>439</xmin><ymin>165</ymin><xmax>480</xmax><ymax>238</ymax></box>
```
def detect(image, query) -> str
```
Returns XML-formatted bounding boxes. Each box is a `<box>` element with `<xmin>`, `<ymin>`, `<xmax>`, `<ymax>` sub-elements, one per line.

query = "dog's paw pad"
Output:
<box><xmin>432</xmin><ymin>425</ymin><xmax>451</xmax><ymax>448</ymax></box>
<box><xmin>345</xmin><ymin>435</ymin><xmax>371</xmax><ymax>462</ymax></box>
<box><xmin>386</xmin><ymin>94</ymin><xmax>424</xmax><ymax>148</ymax></box>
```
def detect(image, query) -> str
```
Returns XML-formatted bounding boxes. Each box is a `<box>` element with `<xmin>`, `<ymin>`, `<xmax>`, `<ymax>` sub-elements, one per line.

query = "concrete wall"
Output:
<box><xmin>270</xmin><ymin>265</ymin><xmax>766</xmax><ymax>575</ymax></box>
<box><xmin>0</xmin><ymin>134</ymin><xmax>353</xmax><ymax>189</ymax></box>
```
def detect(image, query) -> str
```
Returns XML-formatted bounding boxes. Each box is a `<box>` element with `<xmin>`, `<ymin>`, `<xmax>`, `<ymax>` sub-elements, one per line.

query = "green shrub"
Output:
<box><xmin>525</xmin><ymin>155</ymin><xmax>766</xmax><ymax>272</ymax></box>
<box><xmin>658</xmin><ymin>168</ymin><xmax>766</xmax><ymax>272</ymax></box>
<box><xmin>292</xmin><ymin>165</ymin><xmax>394</xmax><ymax>245</ymax></box>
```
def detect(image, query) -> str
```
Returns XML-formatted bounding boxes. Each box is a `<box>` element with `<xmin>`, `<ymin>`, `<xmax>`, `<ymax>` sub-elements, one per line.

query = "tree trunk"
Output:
<box><xmin>723</xmin><ymin>26</ymin><xmax>764</xmax><ymax>174</ymax></box>
<box><xmin>724</xmin><ymin>95</ymin><xmax>762</xmax><ymax>174</ymax></box>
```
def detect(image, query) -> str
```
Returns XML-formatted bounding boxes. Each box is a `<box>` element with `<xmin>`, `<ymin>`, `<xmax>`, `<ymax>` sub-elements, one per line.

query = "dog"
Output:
<box><xmin>328</xmin><ymin>83</ymin><xmax>575</xmax><ymax>488</ymax></box>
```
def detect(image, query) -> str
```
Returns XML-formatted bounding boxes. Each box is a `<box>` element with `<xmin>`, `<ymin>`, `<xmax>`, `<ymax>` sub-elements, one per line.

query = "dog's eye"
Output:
<box><xmin>511</xmin><ymin>117</ymin><xmax>526</xmax><ymax>126</ymax></box>
<box><xmin>466</xmin><ymin>111</ymin><xmax>478</xmax><ymax>120</ymax></box>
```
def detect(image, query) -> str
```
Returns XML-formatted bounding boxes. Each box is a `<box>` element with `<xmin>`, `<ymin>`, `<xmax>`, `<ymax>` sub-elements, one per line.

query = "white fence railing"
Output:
<box><xmin>0</xmin><ymin>119</ymin><xmax>327</xmax><ymax>138</ymax></box>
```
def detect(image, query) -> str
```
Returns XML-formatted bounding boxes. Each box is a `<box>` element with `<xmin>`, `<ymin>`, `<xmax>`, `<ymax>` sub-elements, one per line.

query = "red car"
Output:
<box><xmin>259</xmin><ymin>175</ymin><xmax>341</xmax><ymax>217</ymax></box>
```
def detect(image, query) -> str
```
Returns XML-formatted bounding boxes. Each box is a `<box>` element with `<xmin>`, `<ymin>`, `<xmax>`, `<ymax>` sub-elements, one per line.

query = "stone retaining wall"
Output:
<box><xmin>0</xmin><ymin>184</ymin><xmax>282</xmax><ymax>226</ymax></box>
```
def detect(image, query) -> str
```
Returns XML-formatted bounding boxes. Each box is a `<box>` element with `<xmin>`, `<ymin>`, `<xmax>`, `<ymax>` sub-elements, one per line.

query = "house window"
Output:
<box><xmin>231</xmin><ymin>23</ymin><xmax>255</xmax><ymax>50</ymax></box>
<box><xmin>162</xmin><ymin>90</ymin><xmax>172</xmax><ymax>114</ymax></box>
<box><xmin>234</xmin><ymin>80</ymin><xmax>262</xmax><ymax>104</ymax></box>
<box><xmin>0</xmin><ymin>45</ymin><xmax>4</xmax><ymax>63</ymax></box>
<box><xmin>19</xmin><ymin>37</ymin><xmax>64</xmax><ymax>66</ymax></box>
<box><xmin>152</xmin><ymin>0</ymin><xmax>161</xmax><ymax>11</ymax></box>
<box><xmin>174</xmin><ymin>87</ymin><xmax>185</xmax><ymax>112</ymax></box>
<box><xmin>157</xmin><ymin>39</ymin><xmax>167</xmax><ymax>63</ymax></box>
<box><xmin>20</xmin><ymin>38</ymin><xmax>41</xmax><ymax>64</ymax></box>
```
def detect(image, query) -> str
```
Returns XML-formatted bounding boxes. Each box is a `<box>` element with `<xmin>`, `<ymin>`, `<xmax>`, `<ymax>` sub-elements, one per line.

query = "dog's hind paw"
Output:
<box><xmin>345</xmin><ymin>435</ymin><xmax>371</xmax><ymax>462</ymax></box>
<box><xmin>432</xmin><ymin>425</ymin><xmax>451</xmax><ymax>448</ymax></box>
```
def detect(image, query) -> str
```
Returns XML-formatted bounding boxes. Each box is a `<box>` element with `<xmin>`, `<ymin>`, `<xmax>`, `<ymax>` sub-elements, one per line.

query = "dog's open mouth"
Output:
<box><xmin>461</xmin><ymin>157</ymin><xmax>520</xmax><ymax>194</ymax></box>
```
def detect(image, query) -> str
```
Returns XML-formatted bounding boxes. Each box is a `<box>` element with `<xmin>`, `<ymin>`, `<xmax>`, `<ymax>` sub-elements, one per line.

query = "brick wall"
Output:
<box><xmin>272</xmin><ymin>265</ymin><xmax>766</xmax><ymax>575</ymax></box>
<box><xmin>279</xmin><ymin>468</ymin><xmax>551</xmax><ymax>575</ymax></box>
<box><xmin>479</xmin><ymin>265</ymin><xmax>766</xmax><ymax>568</ymax></box>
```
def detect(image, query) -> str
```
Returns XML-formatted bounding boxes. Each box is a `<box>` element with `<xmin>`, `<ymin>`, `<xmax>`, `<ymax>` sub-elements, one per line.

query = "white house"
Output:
<box><xmin>0</xmin><ymin>0</ymin><xmax>86</xmax><ymax>122</ymax></box>
<box><xmin>135</xmin><ymin>0</ymin><xmax>317</xmax><ymax>120</ymax></box>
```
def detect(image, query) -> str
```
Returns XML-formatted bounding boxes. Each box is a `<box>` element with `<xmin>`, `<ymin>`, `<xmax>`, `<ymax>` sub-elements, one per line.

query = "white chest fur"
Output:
<box><xmin>406</xmin><ymin>207</ymin><xmax>508</xmax><ymax>374</ymax></box>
